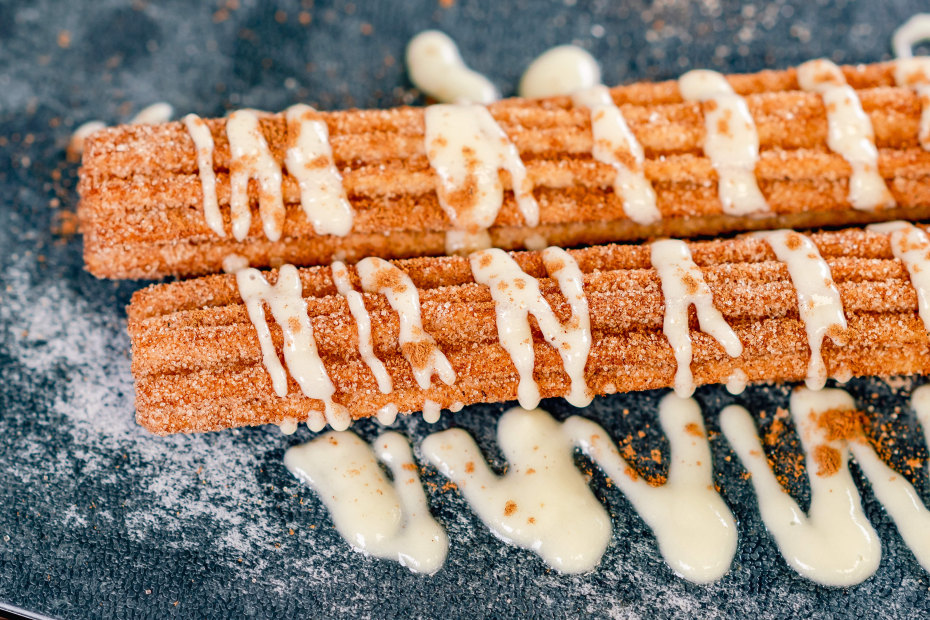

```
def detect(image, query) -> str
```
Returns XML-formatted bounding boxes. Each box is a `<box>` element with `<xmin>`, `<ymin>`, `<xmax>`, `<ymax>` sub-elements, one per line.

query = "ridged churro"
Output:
<box><xmin>81</xmin><ymin>59</ymin><xmax>930</xmax><ymax>279</ymax></box>
<box><xmin>129</xmin><ymin>223</ymin><xmax>930</xmax><ymax>434</ymax></box>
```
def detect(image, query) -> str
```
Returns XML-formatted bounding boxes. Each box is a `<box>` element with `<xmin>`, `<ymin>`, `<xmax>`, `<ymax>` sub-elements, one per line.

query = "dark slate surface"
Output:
<box><xmin>2</xmin><ymin>0</ymin><xmax>930</xmax><ymax>618</ymax></box>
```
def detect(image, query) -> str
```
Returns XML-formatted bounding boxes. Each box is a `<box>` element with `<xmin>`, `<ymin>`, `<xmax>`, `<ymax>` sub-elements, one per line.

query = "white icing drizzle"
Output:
<box><xmin>571</xmin><ymin>86</ymin><xmax>660</xmax><ymax>225</ymax></box>
<box><xmin>469</xmin><ymin>247</ymin><xmax>591</xmax><ymax>409</ymax></box>
<box><xmin>523</xmin><ymin>233</ymin><xmax>548</xmax><ymax>252</ymax></box>
<box><xmin>226</xmin><ymin>109</ymin><xmax>286</xmax><ymax>241</ymax></box>
<box><xmin>868</xmin><ymin>221</ymin><xmax>930</xmax><ymax>333</ymax></box>
<box><xmin>424</xmin><ymin>104</ymin><xmax>539</xmax><ymax>235</ymax></box>
<box><xmin>893</xmin><ymin>57</ymin><xmax>930</xmax><ymax>150</ymax></box>
<box><xmin>421</xmin><ymin>407</ymin><xmax>612</xmax><ymax>574</ymax></box>
<box><xmin>725</xmin><ymin>369</ymin><xmax>748</xmax><ymax>395</ymax></box>
<box><xmin>183</xmin><ymin>114</ymin><xmax>224</xmax><ymax>237</ymax></box>
<box><xmin>331</xmin><ymin>261</ymin><xmax>392</xmax><ymax>394</ymax></box>
<box><xmin>678</xmin><ymin>70</ymin><xmax>769</xmax><ymax>216</ymax></box>
<box><xmin>755</xmin><ymin>230</ymin><xmax>847</xmax><ymax>390</ymax></box>
<box><xmin>893</xmin><ymin>13</ymin><xmax>930</xmax><ymax>59</ymax></box>
<box><xmin>284</xmin><ymin>104</ymin><xmax>353</xmax><ymax>236</ymax></box>
<box><xmin>236</xmin><ymin>265</ymin><xmax>349</xmax><ymax>432</ymax></box>
<box><xmin>720</xmin><ymin>388</ymin><xmax>882</xmax><ymax>586</ymax></box>
<box><xmin>650</xmin><ymin>239</ymin><xmax>743</xmax><ymax>397</ymax></box>
<box><xmin>449</xmin><ymin>401</ymin><xmax>464</xmax><ymax>413</ymax></box>
<box><xmin>376</xmin><ymin>403</ymin><xmax>399</xmax><ymax>426</ymax></box>
<box><xmin>406</xmin><ymin>30</ymin><xmax>499</xmax><ymax>104</ymax></box>
<box><xmin>517</xmin><ymin>45</ymin><xmax>601</xmax><ymax>98</ymax></box>
<box><xmin>423</xmin><ymin>400</ymin><xmax>441</xmax><ymax>424</ymax></box>
<box><xmin>796</xmin><ymin>59</ymin><xmax>894</xmax><ymax>210</ymax></box>
<box><xmin>130</xmin><ymin>102</ymin><xmax>173</xmax><ymax>125</ymax></box>
<box><xmin>356</xmin><ymin>257</ymin><xmax>456</xmax><ymax>390</ymax></box>
<box><xmin>285</xmin><ymin>431</ymin><xmax>448</xmax><ymax>574</ymax></box>
<box><xmin>565</xmin><ymin>394</ymin><xmax>737</xmax><ymax>583</ymax></box>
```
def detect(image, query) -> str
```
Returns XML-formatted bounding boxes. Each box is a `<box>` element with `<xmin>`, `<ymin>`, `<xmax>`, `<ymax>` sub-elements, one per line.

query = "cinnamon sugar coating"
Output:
<box><xmin>129</xmin><ymin>226</ymin><xmax>930</xmax><ymax>434</ymax></box>
<box><xmin>80</xmin><ymin>61</ymin><xmax>930</xmax><ymax>279</ymax></box>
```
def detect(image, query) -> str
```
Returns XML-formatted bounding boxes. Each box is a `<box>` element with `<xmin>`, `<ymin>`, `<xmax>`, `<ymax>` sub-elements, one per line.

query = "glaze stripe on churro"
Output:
<box><xmin>129</xmin><ymin>223</ymin><xmax>930</xmax><ymax>434</ymax></box>
<box><xmin>81</xmin><ymin>59</ymin><xmax>930</xmax><ymax>278</ymax></box>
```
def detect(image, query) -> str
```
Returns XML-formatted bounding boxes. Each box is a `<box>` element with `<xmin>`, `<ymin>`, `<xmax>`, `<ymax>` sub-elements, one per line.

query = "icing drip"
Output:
<box><xmin>221</xmin><ymin>253</ymin><xmax>248</xmax><ymax>274</ymax></box>
<box><xmin>796</xmin><ymin>59</ymin><xmax>894</xmax><ymax>210</ymax></box>
<box><xmin>183</xmin><ymin>114</ymin><xmax>223</xmax><ymax>238</ymax></box>
<box><xmin>376</xmin><ymin>403</ymin><xmax>399</xmax><ymax>426</ymax></box>
<box><xmin>129</xmin><ymin>102</ymin><xmax>173</xmax><ymax>125</ymax></box>
<box><xmin>725</xmin><ymin>369</ymin><xmax>748</xmax><ymax>395</ymax></box>
<box><xmin>650</xmin><ymin>239</ymin><xmax>743</xmax><ymax>397</ymax></box>
<box><xmin>284</xmin><ymin>104</ymin><xmax>353</xmax><ymax>236</ymax></box>
<box><xmin>517</xmin><ymin>45</ymin><xmax>601</xmax><ymax>98</ymax></box>
<box><xmin>720</xmin><ymin>388</ymin><xmax>881</xmax><ymax>586</ymax></box>
<box><xmin>755</xmin><ymin>230</ymin><xmax>847</xmax><ymax>390</ymax></box>
<box><xmin>892</xmin><ymin>13</ymin><xmax>930</xmax><ymax>59</ymax></box>
<box><xmin>424</xmin><ymin>104</ymin><xmax>539</xmax><ymax>236</ymax></box>
<box><xmin>565</xmin><ymin>394</ymin><xmax>737</xmax><ymax>583</ymax></box>
<box><xmin>571</xmin><ymin>86</ymin><xmax>660</xmax><ymax>225</ymax></box>
<box><xmin>678</xmin><ymin>70</ymin><xmax>769</xmax><ymax>216</ymax></box>
<box><xmin>279</xmin><ymin>417</ymin><xmax>298</xmax><ymax>435</ymax></box>
<box><xmin>423</xmin><ymin>400</ymin><xmax>441</xmax><ymax>424</ymax></box>
<box><xmin>868</xmin><ymin>221</ymin><xmax>930</xmax><ymax>333</ymax></box>
<box><xmin>285</xmin><ymin>431</ymin><xmax>448</xmax><ymax>574</ymax></box>
<box><xmin>421</xmin><ymin>407</ymin><xmax>612</xmax><ymax>574</ymax></box>
<box><xmin>444</xmin><ymin>229</ymin><xmax>492</xmax><ymax>256</ymax></box>
<box><xmin>236</xmin><ymin>265</ymin><xmax>349</xmax><ymax>431</ymax></box>
<box><xmin>226</xmin><ymin>110</ymin><xmax>286</xmax><ymax>241</ymax></box>
<box><xmin>356</xmin><ymin>257</ymin><xmax>456</xmax><ymax>390</ymax></box>
<box><xmin>893</xmin><ymin>57</ymin><xmax>930</xmax><ymax>150</ymax></box>
<box><xmin>331</xmin><ymin>261</ymin><xmax>392</xmax><ymax>394</ymax></box>
<box><xmin>469</xmin><ymin>247</ymin><xmax>592</xmax><ymax>409</ymax></box>
<box><xmin>406</xmin><ymin>30</ymin><xmax>499</xmax><ymax>104</ymax></box>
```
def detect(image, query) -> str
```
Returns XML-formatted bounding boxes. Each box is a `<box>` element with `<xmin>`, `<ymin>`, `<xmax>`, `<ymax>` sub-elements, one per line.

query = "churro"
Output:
<box><xmin>129</xmin><ymin>223</ymin><xmax>930</xmax><ymax>434</ymax></box>
<box><xmin>81</xmin><ymin>59</ymin><xmax>930</xmax><ymax>279</ymax></box>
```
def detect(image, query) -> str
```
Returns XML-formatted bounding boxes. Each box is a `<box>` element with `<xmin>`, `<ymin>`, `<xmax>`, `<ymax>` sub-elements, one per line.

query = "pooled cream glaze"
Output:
<box><xmin>406</xmin><ymin>30</ymin><xmax>499</xmax><ymax>104</ymax></box>
<box><xmin>796</xmin><ymin>59</ymin><xmax>894</xmax><ymax>211</ymax></box>
<box><xmin>237</xmin><ymin>265</ymin><xmax>349</xmax><ymax>431</ymax></box>
<box><xmin>331</xmin><ymin>261</ymin><xmax>392</xmax><ymax>394</ymax></box>
<box><xmin>754</xmin><ymin>230</ymin><xmax>847</xmax><ymax>390</ymax></box>
<box><xmin>284</xmin><ymin>104</ymin><xmax>353</xmax><ymax>236</ymax></box>
<box><xmin>518</xmin><ymin>45</ymin><xmax>601</xmax><ymax>99</ymax></box>
<box><xmin>469</xmin><ymin>247</ymin><xmax>591</xmax><ymax>409</ymax></box>
<box><xmin>678</xmin><ymin>70</ymin><xmax>769</xmax><ymax>216</ymax></box>
<box><xmin>425</xmin><ymin>104</ymin><xmax>539</xmax><ymax>237</ymax></box>
<box><xmin>571</xmin><ymin>86</ymin><xmax>660</xmax><ymax>225</ymax></box>
<box><xmin>285</xmin><ymin>431</ymin><xmax>448</xmax><ymax>574</ymax></box>
<box><xmin>650</xmin><ymin>239</ymin><xmax>743</xmax><ymax>397</ymax></box>
<box><xmin>226</xmin><ymin>109</ymin><xmax>286</xmax><ymax>241</ymax></box>
<box><xmin>566</xmin><ymin>394</ymin><xmax>737</xmax><ymax>583</ymax></box>
<box><xmin>893</xmin><ymin>57</ymin><xmax>930</xmax><ymax>150</ymax></box>
<box><xmin>893</xmin><ymin>13</ymin><xmax>930</xmax><ymax>59</ymax></box>
<box><xmin>356</xmin><ymin>257</ymin><xmax>456</xmax><ymax>390</ymax></box>
<box><xmin>720</xmin><ymin>388</ymin><xmax>881</xmax><ymax>586</ymax></box>
<box><xmin>421</xmin><ymin>407</ymin><xmax>612</xmax><ymax>574</ymax></box>
<box><xmin>183</xmin><ymin>114</ymin><xmax>223</xmax><ymax>237</ymax></box>
<box><xmin>868</xmin><ymin>221</ymin><xmax>930</xmax><ymax>333</ymax></box>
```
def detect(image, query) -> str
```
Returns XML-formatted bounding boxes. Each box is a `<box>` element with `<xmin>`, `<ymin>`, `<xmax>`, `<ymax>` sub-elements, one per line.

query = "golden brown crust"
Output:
<box><xmin>128</xmin><ymin>225</ymin><xmax>930</xmax><ymax>434</ymax></box>
<box><xmin>79</xmin><ymin>60</ymin><xmax>930</xmax><ymax>279</ymax></box>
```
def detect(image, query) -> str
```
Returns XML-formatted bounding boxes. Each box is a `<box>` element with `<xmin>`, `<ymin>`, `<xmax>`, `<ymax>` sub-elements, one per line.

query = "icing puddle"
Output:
<box><xmin>285</xmin><ymin>386</ymin><xmax>930</xmax><ymax>584</ymax></box>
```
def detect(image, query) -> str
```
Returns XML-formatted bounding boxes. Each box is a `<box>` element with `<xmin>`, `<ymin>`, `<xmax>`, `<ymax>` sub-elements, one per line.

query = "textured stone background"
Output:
<box><xmin>2</xmin><ymin>0</ymin><xmax>930</xmax><ymax>618</ymax></box>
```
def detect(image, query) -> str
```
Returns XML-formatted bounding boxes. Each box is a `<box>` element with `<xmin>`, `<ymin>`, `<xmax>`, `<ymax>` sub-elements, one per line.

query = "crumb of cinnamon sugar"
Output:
<box><xmin>813</xmin><ymin>444</ymin><xmax>841</xmax><ymax>477</ymax></box>
<box><xmin>504</xmin><ymin>500</ymin><xmax>517</xmax><ymax>516</ymax></box>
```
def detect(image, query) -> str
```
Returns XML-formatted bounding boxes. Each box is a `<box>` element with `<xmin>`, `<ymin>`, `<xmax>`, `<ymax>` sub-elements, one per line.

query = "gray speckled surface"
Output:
<box><xmin>3</xmin><ymin>0</ymin><xmax>930</xmax><ymax>618</ymax></box>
